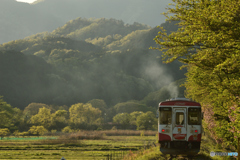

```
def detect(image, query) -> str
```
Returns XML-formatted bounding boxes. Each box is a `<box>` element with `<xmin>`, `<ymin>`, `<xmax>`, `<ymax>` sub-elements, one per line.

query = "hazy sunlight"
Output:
<box><xmin>16</xmin><ymin>0</ymin><xmax>37</xmax><ymax>3</ymax></box>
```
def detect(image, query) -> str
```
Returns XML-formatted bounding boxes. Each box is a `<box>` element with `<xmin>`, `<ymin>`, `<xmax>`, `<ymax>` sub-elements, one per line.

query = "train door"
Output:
<box><xmin>172</xmin><ymin>108</ymin><xmax>187</xmax><ymax>140</ymax></box>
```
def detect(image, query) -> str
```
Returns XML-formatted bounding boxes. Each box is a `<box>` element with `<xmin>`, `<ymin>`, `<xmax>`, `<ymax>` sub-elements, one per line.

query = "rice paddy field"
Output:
<box><xmin>0</xmin><ymin>130</ymin><xmax>237</xmax><ymax>160</ymax></box>
<box><xmin>0</xmin><ymin>130</ymin><xmax>157</xmax><ymax>160</ymax></box>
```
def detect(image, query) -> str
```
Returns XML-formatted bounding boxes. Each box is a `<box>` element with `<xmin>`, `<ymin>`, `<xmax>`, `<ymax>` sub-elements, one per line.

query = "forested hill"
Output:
<box><xmin>0</xmin><ymin>18</ymin><xmax>185</xmax><ymax>110</ymax></box>
<box><xmin>0</xmin><ymin>0</ymin><xmax>171</xmax><ymax>44</ymax></box>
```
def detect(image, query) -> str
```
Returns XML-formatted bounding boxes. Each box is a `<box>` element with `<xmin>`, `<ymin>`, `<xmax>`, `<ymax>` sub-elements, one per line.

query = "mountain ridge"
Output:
<box><xmin>0</xmin><ymin>18</ymin><xmax>185</xmax><ymax>109</ymax></box>
<box><xmin>0</xmin><ymin>0</ymin><xmax>172</xmax><ymax>44</ymax></box>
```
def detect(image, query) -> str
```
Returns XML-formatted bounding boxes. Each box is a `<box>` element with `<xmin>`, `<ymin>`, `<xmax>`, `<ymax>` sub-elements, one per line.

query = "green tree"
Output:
<box><xmin>51</xmin><ymin>110</ymin><xmax>68</xmax><ymax>131</ymax></box>
<box><xmin>30</xmin><ymin>107</ymin><xmax>52</xmax><ymax>129</ymax></box>
<box><xmin>0</xmin><ymin>128</ymin><xmax>10</xmax><ymax>140</ymax></box>
<box><xmin>28</xmin><ymin>126</ymin><xmax>48</xmax><ymax>137</ymax></box>
<box><xmin>0</xmin><ymin>97</ymin><xmax>15</xmax><ymax>129</ymax></box>
<box><xmin>112</xmin><ymin>113</ymin><xmax>131</xmax><ymax>129</ymax></box>
<box><xmin>23</xmin><ymin>103</ymin><xmax>49</xmax><ymax>116</ymax></box>
<box><xmin>136</xmin><ymin>111</ymin><xmax>157</xmax><ymax>130</ymax></box>
<box><xmin>61</xmin><ymin>126</ymin><xmax>73</xmax><ymax>133</ymax></box>
<box><xmin>18</xmin><ymin>132</ymin><xmax>29</xmax><ymax>137</ymax></box>
<box><xmin>152</xmin><ymin>0</ymin><xmax>240</xmax><ymax>147</ymax></box>
<box><xmin>87</xmin><ymin>99</ymin><xmax>108</xmax><ymax>113</ymax></box>
<box><xmin>69</xmin><ymin>103</ymin><xmax>102</xmax><ymax>129</ymax></box>
<box><xmin>129</xmin><ymin>111</ymin><xmax>143</xmax><ymax>125</ymax></box>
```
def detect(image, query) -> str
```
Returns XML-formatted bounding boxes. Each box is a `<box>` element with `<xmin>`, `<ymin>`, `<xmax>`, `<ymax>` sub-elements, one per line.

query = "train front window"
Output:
<box><xmin>159</xmin><ymin>107</ymin><xmax>172</xmax><ymax>125</ymax></box>
<box><xmin>188</xmin><ymin>108</ymin><xmax>201</xmax><ymax>125</ymax></box>
<box><xmin>176</xmin><ymin>112</ymin><xmax>184</xmax><ymax>125</ymax></box>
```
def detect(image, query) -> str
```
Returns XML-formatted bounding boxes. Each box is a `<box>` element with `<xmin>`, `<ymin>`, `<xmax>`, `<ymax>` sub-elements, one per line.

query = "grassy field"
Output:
<box><xmin>0</xmin><ymin>130</ymin><xmax>157</xmax><ymax>160</ymax></box>
<box><xmin>0</xmin><ymin>130</ymin><xmax>237</xmax><ymax>160</ymax></box>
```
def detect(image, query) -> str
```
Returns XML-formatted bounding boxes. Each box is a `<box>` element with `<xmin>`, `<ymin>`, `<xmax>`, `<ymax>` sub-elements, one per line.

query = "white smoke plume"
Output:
<box><xmin>144</xmin><ymin>62</ymin><xmax>179</xmax><ymax>98</ymax></box>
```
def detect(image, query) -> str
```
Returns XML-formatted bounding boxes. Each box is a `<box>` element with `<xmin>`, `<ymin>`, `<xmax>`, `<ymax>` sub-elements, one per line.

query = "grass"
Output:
<box><xmin>125</xmin><ymin>131</ymin><xmax>238</xmax><ymax>160</ymax></box>
<box><xmin>0</xmin><ymin>130</ymin><xmax>157</xmax><ymax>160</ymax></box>
<box><xmin>1</xmin><ymin>130</ymin><xmax>236</xmax><ymax>160</ymax></box>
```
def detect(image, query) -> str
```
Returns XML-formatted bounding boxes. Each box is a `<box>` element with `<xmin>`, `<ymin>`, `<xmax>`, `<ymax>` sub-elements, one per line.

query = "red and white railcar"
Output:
<box><xmin>158</xmin><ymin>98</ymin><xmax>202</xmax><ymax>156</ymax></box>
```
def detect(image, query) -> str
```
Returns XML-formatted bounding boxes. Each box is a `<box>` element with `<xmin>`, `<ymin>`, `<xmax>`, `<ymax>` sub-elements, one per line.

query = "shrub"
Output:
<box><xmin>0</xmin><ymin>128</ymin><xmax>10</xmax><ymax>140</ymax></box>
<box><xmin>19</xmin><ymin>131</ymin><xmax>29</xmax><ymax>137</ymax></box>
<box><xmin>28</xmin><ymin>126</ymin><xmax>48</xmax><ymax>136</ymax></box>
<box><xmin>62</xmin><ymin>126</ymin><xmax>73</xmax><ymax>133</ymax></box>
<box><xmin>51</xmin><ymin>129</ymin><xmax>57</xmax><ymax>134</ymax></box>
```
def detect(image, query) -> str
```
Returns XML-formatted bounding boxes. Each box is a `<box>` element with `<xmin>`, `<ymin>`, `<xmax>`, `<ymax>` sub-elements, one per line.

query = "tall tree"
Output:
<box><xmin>152</xmin><ymin>0</ymin><xmax>240</xmax><ymax>148</ymax></box>
<box><xmin>69</xmin><ymin>103</ymin><xmax>102</xmax><ymax>129</ymax></box>
<box><xmin>30</xmin><ymin>107</ymin><xmax>52</xmax><ymax>129</ymax></box>
<box><xmin>23</xmin><ymin>103</ymin><xmax>50</xmax><ymax>116</ymax></box>
<box><xmin>87</xmin><ymin>99</ymin><xmax>108</xmax><ymax>113</ymax></box>
<box><xmin>129</xmin><ymin>111</ymin><xmax>143</xmax><ymax>125</ymax></box>
<box><xmin>0</xmin><ymin>97</ymin><xmax>16</xmax><ymax>130</ymax></box>
<box><xmin>136</xmin><ymin>111</ymin><xmax>157</xmax><ymax>130</ymax></box>
<box><xmin>112</xmin><ymin>113</ymin><xmax>131</xmax><ymax>129</ymax></box>
<box><xmin>51</xmin><ymin>110</ymin><xmax>68</xmax><ymax>131</ymax></box>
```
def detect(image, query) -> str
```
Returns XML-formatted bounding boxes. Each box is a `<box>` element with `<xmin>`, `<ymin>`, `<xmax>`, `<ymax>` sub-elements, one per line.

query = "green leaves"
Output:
<box><xmin>0</xmin><ymin>97</ymin><xmax>16</xmax><ymax>129</ymax></box>
<box><xmin>112</xmin><ymin>111</ymin><xmax>157</xmax><ymax>130</ymax></box>
<box><xmin>136</xmin><ymin>111</ymin><xmax>157</xmax><ymax>130</ymax></box>
<box><xmin>113</xmin><ymin>113</ymin><xmax>131</xmax><ymax>129</ymax></box>
<box><xmin>0</xmin><ymin>128</ymin><xmax>10</xmax><ymax>140</ymax></box>
<box><xmin>69</xmin><ymin>103</ymin><xmax>102</xmax><ymax>128</ymax></box>
<box><xmin>153</xmin><ymin>0</ymin><xmax>240</xmax><ymax>148</ymax></box>
<box><xmin>30</xmin><ymin>107</ymin><xmax>52</xmax><ymax>129</ymax></box>
<box><xmin>28</xmin><ymin>126</ymin><xmax>48</xmax><ymax>136</ymax></box>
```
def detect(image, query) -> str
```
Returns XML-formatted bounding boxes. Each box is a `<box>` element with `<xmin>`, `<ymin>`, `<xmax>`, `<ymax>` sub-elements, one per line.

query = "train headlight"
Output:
<box><xmin>195</xmin><ymin>130</ymin><xmax>198</xmax><ymax>133</ymax></box>
<box><xmin>162</xmin><ymin>129</ymin><xmax>165</xmax><ymax>132</ymax></box>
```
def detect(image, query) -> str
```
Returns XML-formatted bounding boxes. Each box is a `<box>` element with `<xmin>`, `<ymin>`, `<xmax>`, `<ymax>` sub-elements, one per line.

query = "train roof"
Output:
<box><xmin>159</xmin><ymin>98</ymin><xmax>201</xmax><ymax>107</ymax></box>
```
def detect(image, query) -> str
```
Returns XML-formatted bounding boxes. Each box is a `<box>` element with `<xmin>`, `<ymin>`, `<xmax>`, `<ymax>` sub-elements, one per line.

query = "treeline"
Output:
<box><xmin>0</xmin><ymin>19</ymin><xmax>185</xmax><ymax>109</ymax></box>
<box><xmin>0</xmin><ymin>77</ymin><xmax>185</xmax><ymax>137</ymax></box>
<box><xmin>0</xmin><ymin>97</ymin><xmax>158</xmax><ymax>138</ymax></box>
<box><xmin>155</xmin><ymin>0</ymin><xmax>240</xmax><ymax>150</ymax></box>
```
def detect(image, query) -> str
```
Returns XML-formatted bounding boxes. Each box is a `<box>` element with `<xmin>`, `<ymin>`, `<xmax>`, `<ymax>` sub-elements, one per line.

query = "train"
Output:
<box><xmin>158</xmin><ymin>98</ymin><xmax>202</xmax><ymax>158</ymax></box>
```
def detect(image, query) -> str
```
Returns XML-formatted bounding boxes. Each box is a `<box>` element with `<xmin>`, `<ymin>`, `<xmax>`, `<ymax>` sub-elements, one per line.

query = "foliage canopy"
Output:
<box><xmin>153</xmin><ymin>0</ymin><xmax>240</xmax><ymax>147</ymax></box>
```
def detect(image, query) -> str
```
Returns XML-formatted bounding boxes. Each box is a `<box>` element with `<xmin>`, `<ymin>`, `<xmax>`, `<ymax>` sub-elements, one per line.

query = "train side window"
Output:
<box><xmin>159</xmin><ymin>107</ymin><xmax>172</xmax><ymax>125</ymax></box>
<box><xmin>188</xmin><ymin>108</ymin><xmax>201</xmax><ymax>125</ymax></box>
<box><xmin>176</xmin><ymin>112</ymin><xmax>184</xmax><ymax>125</ymax></box>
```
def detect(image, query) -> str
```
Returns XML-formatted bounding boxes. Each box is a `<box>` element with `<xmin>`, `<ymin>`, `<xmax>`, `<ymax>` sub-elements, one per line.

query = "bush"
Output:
<box><xmin>28</xmin><ymin>126</ymin><xmax>48</xmax><ymax>136</ymax></box>
<box><xmin>0</xmin><ymin>128</ymin><xmax>10</xmax><ymax>140</ymax></box>
<box><xmin>62</xmin><ymin>126</ymin><xmax>73</xmax><ymax>133</ymax></box>
<box><xmin>51</xmin><ymin>129</ymin><xmax>57</xmax><ymax>134</ymax></box>
<box><xmin>13</xmin><ymin>130</ymin><xmax>20</xmax><ymax>137</ymax></box>
<box><xmin>18</xmin><ymin>132</ymin><xmax>29</xmax><ymax>137</ymax></box>
<box><xmin>67</xmin><ymin>131</ymin><xmax>104</xmax><ymax>140</ymax></box>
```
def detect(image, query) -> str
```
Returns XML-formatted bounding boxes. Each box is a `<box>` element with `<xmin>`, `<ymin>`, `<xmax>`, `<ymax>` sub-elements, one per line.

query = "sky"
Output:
<box><xmin>16</xmin><ymin>0</ymin><xmax>37</xmax><ymax>3</ymax></box>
